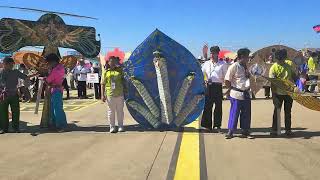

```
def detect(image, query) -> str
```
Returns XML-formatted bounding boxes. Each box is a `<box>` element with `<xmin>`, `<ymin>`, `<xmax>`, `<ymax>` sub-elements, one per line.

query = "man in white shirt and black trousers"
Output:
<box><xmin>74</xmin><ymin>60</ymin><xmax>90</xmax><ymax>99</ymax></box>
<box><xmin>201</xmin><ymin>46</ymin><xmax>228</xmax><ymax>132</ymax></box>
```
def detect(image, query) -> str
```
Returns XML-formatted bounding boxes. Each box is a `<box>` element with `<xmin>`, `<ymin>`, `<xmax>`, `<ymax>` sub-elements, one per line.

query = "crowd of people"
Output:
<box><xmin>0</xmin><ymin>59</ymin><xmax>104</xmax><ymax>103</ymax></box>
<box><xmin>200</xmin><ymin>46</ymin><xmax>319</xmax><ymax>139</ymax></box>
<box><xmin>0</xmin><ymin>54</ymin><xmax>125</xmax><ymax>134</ymax></box>
<box><xmin>0</xmin><ymin>47</ymin><xmax>319</xmax><ymax>136</ymax></box>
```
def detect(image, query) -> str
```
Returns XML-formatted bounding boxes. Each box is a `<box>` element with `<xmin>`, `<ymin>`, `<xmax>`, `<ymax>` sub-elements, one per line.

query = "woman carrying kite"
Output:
<box><xmin>44</xmin><ymin>53</ymin><xmax>68</xmax><ymax>131</ymax></box>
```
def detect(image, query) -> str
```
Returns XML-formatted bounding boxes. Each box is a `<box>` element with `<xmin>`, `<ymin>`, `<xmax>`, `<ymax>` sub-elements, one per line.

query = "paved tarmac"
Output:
<box><xmin>1</xmin><ymin>91</ymin><xmax>320</xmax><ymax>180</ymax></box>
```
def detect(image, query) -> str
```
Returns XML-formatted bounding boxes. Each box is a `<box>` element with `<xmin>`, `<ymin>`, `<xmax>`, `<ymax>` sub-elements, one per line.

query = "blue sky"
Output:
<box><xmin>0</xmin><ymin>0</ymin><xmax>320</xmax><ymax>56</ymax></box>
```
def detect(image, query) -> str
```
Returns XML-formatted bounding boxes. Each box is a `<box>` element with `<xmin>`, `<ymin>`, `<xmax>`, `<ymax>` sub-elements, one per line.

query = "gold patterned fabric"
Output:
<box><xmin>265</xmin><ymin>76</ymin><xmax>320</xmax><ymax>111</ymax></box>
<box><xmin>249</xmin><ymin>45</ymin><xmax>298</xmax><ymax>95</ymax></box>
<box><xmin>290</xmin><ymin>93</ymin><xmax>320</xmax><ymax>111</ymax></box>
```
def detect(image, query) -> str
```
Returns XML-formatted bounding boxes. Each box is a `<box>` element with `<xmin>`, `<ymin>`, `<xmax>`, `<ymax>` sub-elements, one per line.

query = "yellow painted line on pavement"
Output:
<box><xmin>72</xmin><ymin>101</ymin><xmax>99</xmax><ymax>112</ymax></box>
<box><xmin>174</xmin><ymin>120</ymin><xmax>200</xmax><ymax>180</ymax></box>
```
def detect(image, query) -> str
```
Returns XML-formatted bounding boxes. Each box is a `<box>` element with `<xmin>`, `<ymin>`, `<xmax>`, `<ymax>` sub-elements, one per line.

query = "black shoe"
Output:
<box><xmin>57</xmin><ymin>129</ymin><xmax>65</xmax><ymax>133</ymax></box>
<box><xmin>200</xmin><ymin>127</ymin><xmax>211</xmax><ymax>133</ymax></box>
<box><xmin>285</xmin><ymin>130</ymin><xmax>293</xmax><ymax>136</ymax></box>
<box><xmin>0</xmin><ymin>129</ymin><xmax>6</xmax><ymax>134</ymax></box>
<box><xmin>270</xmin><ymin>131</ymin><xmax>278</xmax><ymax>136</ymax></box>
<box><xmin>225</xmin><ymin>131</ymin><xmax>233</xmax><ymax>139</ymax></box>
<box><xmin>244</xmin><ymin>133</ymin><xmax>254</xmax><ymax>139</ymax></box>
<box><xmin>213</xmin><ymin>127</ymin><xmax>223</xmax><ymax>134</ymax></box>
<box><xmin>240</xmin><ymin>130</ymin><xmax>254</xmax><ymax>139</ymax></box>
<box><xmin>12</xmin><ymin>129</ymin><xmax>20</xmax><ymax>133</ymax></box>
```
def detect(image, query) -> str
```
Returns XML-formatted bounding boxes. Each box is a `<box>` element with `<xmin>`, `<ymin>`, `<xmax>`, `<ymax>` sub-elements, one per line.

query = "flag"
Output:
<box><xmin>313</xmin><ymin>25</ymin><xmax>320</xmax><ymax>33</ymax></box>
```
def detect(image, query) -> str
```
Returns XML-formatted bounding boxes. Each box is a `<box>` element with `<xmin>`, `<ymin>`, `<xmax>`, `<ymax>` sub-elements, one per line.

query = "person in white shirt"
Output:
<box><xmin>73</xmin><ymin>60</ymin><xmax>90</xmax><ymax>99</ymax></box>
<box><xmin>201</xmin><ymin>46</ymin><xmax>228</xmax><ymax>132</ymax></box>
<box><xmin>224</xmin><ymin>48</ymin><xmax>253</xmax><ymax>139</ymax></box>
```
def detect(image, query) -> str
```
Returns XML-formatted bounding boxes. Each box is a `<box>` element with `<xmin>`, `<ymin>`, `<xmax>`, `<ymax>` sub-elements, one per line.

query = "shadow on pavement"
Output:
<box><xmin>8</xmin><ymin>121</ymin><xmax>320</xmax><ymax>139</ymax></box>
<box><xmin>13</xmin><ymin>121</ymin><xmax>199</xmax><ymax>136</ymax></box>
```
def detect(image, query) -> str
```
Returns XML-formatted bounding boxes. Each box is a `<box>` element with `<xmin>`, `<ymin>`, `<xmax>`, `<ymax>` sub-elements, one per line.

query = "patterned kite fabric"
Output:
<box><xmin>174</xmin><ymin>72</ymin><xmax>196</xmax><ymax>116</ymax></box>
<box><xmin>0</xmin><ymin>13</ymin><xmax>100</xmax><ymax>58</ymax></box>
<box><xmin>124</xmin><ymin>29</ymin><xmax>205</xmax><ymax>128</ymax></box>
<box><xmin>264</xmin><ymin>76</ymin><xmax>320</xmax><ymax>111</ymax></box>
<box><xmin>290</xmin><ymin>93</ymin><xmax>320</xmax><ymax>111</ymax></box>
<box><xmin>264</xmin><ymin>77</ymin><xmax>296</xmax><ymax>92</ymax></box>
<box><xmin>130</xmin><ymin>76</ymin><xmax>160</xmax><ymax>118</ymax></box>
<box><xmin>174</xmin><ymin>94</ymin><xmax>204</xmax><ymax>127</ymax></box>
<box><xmin>153</xmin><ymin>56</ymin><xmax>173</xmax><ymax>125</ymax></box>
<box><xmin>249</xmin><ymin>45</ymin><xmax>298</xmax><ymax>95</ymax></box>
<box><xmin>18</xmin><ymin>53</ymin><xmax>77</xmax><ymax>74</ymax></box>
<box><xmin>126</xmin><ymin>100</ymin><xmax>161</xmax><ymax>128</ymax></box>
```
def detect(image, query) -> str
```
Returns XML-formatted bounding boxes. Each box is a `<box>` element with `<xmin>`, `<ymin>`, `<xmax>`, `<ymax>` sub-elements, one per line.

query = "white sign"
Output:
<box><xmin>87</xmin><ymin>73</ymin><xmax>99</xmax><ymax>83</ymax></box>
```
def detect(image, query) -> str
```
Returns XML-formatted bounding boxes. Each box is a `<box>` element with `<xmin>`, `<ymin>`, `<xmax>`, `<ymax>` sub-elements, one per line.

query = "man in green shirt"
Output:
<box><xmin>269</xmin><ymin>49</ymin><xmax>297</xmax><ymax>136</ymax></box>
<box><xmin>101</xmin><ymin>56</ymin><xmax>125</xmax><ymax>133</ymax></box>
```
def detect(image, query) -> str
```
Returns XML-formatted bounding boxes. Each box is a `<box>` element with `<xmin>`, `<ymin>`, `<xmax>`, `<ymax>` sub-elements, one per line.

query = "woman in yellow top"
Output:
<box><xmin>101</xmin><ymin>56</ymin><xmax>125</xmax><ymax>133</ymax></box>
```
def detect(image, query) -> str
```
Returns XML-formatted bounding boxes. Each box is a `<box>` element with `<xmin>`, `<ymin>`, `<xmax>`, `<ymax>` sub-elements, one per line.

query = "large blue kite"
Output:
<box><xmin>123</xmin><ymin>29</ymin><xmax>205</xmax><ymax>128</ymax></box>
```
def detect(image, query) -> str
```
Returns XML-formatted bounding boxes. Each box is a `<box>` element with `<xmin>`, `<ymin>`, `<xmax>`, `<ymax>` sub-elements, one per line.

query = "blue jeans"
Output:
<box><xmin>51</xmin><ymin>91</ymin><xmax>67</xmax><ymax>128</ymax></box>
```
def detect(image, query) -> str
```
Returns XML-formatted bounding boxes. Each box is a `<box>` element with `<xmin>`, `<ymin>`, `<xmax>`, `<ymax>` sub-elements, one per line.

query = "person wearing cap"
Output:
<box><xmin>74</xmin><ymin>60</ymin><xmax>91</xmax><ymax>99</ymax></box>
<box><xmin>197</xmin><ymin>56</ymin><xmax>205</xmax><ymax>65</ymax></box>
<box><xmin>0</xmin><ymin>57</ymin><xmax>37</xmax><ymax>134</ymax></box>
<box><xmin>101</xmin><ymin>56</ymin><xmax>125</xmax><ymax>133</ymax></box>
<box><xmin>44</xmin><ymin>53</ymin><xmax>68</xmax><ymax>131</ymax></box>
<box><xmin>224</xmin><ymin>48</ymin><xmax>253</xmax><ymax>139</ymax></box>
<box><xmin>201</xmin><ymin>46</ymin><xmax>228</xmax><ymax>132</ymax></box>
<box><xmin>269</xmin><ymin>49</ymin><xmax>297</xmax><ymax>136</ymax></box>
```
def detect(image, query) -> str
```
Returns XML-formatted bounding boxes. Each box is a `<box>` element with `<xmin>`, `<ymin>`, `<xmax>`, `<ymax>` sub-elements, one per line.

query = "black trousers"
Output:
<box><xmin>264</xmin><ymin>86</ymin><xmax>271</xmax><ymax>97</ymax></box>
<box><xmin>308</xmin><ymin>75</ymin><xmax>318</xmax><ymax>92</ymax></box>
<box><xmin>201</xmin><ymin>83</ymin><xmax>223</xmax><ymax>129</ymax></box>
<box><xmin>94</xmin><ymin>82</ymin><xmax>101</xmax><ymax>99</ymax></box>
<box><xmin>272</xmin><ymin>94</ymin><xmax>293</xmax><ymax>131</ymax></box>
<box><xmin>62</xmin><ymin>78</ymin><xmax>70</xmax><ymax>99</ymax></box>
<box><xmin>77</xmin><ymin>81</ymin><xmax>87</xmax><ymax>98</ymax></box>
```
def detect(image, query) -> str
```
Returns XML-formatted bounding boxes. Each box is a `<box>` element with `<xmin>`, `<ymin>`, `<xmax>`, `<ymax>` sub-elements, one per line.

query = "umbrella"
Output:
<box><xmin>252</xmin><ymin>45</ymin><xmax>298</xmax><ymax>61</ymax></box>
<box><xmin>218</xmin><ymin>50</ymin><xmax>232</xmax><ymax>59</ymax></box>
<box><xmin>224</xmin><ymin>52</ymin><xmax>237</xmax><ymax>60</ymax></box>
<box><xmin>105</xmin><ymin>48</ymin><xmax>125</xmax><ymax>64</ymax></box>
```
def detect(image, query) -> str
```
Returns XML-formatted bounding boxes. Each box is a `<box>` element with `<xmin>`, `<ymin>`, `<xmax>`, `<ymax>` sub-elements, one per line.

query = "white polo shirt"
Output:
<box><xmin>74</xmin><ymin>65</ymin><xmax>90</xmax><ymax>82</ymax></box>
<box><xmin>201</xmin><ymin>60</ymin><xmax>229</xmax><ymax>84</ymax></box>
<box><xmin>225</xmin><ymin>62</ymin><xmax>251</xmax><ymax>100</ymax></box>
